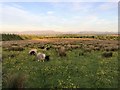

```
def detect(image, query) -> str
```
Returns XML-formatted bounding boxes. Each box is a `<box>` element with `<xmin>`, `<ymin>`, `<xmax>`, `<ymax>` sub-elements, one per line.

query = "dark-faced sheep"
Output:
<box><xmin>29</xmin><ymin>49</ymin><xmax>37</xmax><ymax>55</ymax></box>
<box><xmin>45</xmin><ymin>55</ymin><xmax>50</xmax><ymax>61</ymax></box>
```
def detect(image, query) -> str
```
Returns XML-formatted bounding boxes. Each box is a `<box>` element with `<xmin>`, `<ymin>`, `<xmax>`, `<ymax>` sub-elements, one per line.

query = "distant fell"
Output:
<box><xmin>2</xmin><ymin>30</ymin><xmax>118</xmax><ymax>35</ymax></box>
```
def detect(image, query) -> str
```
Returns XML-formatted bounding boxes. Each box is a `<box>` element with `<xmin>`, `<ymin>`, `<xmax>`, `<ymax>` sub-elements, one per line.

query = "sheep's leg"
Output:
<box><xmin>40</xmin><ymin>59</ymin><xmax>43</xmax><ymax>62</ymax></box>
<box><xmin>41</xmin><ymin>59</ymin><xmax>44</xmax><ymax>62</ymax></box>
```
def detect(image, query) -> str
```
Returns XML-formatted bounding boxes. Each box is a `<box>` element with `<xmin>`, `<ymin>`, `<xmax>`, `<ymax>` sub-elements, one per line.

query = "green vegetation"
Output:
<box><xmin>2</xmin><ymin>38</ymin><xmax>119</xmax><ymax>88</ymax></box>
<box><xmin>2</xmin><ymin>34</ymin><xmax>23</xmax><ymax>41</ymax></box>
<box><xmin>1</xmin><ymin>33</ymin><xmax>119</xmax><ymax>41</ymax></box>
<box><xmin>56</xmin><ymin>34</ymin><xmax>119</xmax><ymax>40</ymax></box>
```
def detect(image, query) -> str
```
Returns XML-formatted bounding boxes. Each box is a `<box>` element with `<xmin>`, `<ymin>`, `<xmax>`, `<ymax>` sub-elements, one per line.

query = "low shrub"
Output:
<box><xmin>7</xmin><ymin>46</ymin><xmax>24</xmax><ymax>51</ymax></box>
<box><xmin>3</xmin><ymin>72</ymin><xmax>26</xmax><ymax>88</ymax></box>
<box><xmin>102</xmin><ymin>51</ymin><xmax>113</xmax><ymax>58</ymax></box>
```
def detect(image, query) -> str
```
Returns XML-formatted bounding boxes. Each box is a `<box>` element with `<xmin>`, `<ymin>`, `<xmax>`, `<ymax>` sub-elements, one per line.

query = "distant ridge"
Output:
<box><xmin>18</xmin><ymin>30</ymin><xmax>64</xmax><ymax>35</ymax></box>
<box><xmin>2</xmin><ymin>30</ymin><xmax>118</xmax><ymax>35</ymax></box>
<box><xmin>78</xmin><ymin>31</ymin><xmax>118</xmax><ymax>35</ymax></box>
<box><xmin>2</xmin><ymin>30</ymin><xmax>63</xmax><ymax>35</ymax></box>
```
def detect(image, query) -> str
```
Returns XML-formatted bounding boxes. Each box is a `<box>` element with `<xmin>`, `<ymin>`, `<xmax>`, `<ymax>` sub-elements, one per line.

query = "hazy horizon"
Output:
<box><xmin>0</xmin><ymin>2</ymin><xmax>118</xmax><ymax>33</ymax></box>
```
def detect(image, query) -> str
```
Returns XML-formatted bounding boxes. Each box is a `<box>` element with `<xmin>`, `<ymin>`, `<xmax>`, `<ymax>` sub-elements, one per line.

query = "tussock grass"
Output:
<box><xmin>2</xmin><ymin>39</ymin><xmax>119</xmax><ymax>88</ymax></box>
<box><xmin>3</xmin><ymin>72</ymin><xmax>26</xmax><ymax>88</ymax></box>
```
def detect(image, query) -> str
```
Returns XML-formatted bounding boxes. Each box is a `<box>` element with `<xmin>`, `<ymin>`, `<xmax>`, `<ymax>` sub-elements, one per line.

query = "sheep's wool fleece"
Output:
<box><xmin>29</xmin><ymin>49</ymin><xmax>37</xmax><ymax>53</ymax></box>
<box><xmin>37</xmin><ymin>53</ymin><xmax>46</xmax><ymax>60</ymax></box>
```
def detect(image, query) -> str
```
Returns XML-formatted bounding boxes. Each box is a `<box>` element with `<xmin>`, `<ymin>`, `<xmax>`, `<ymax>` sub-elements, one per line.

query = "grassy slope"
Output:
<box><xmin>2</xmin><ymin>47</ymin><xmax>118</xmax><ymax>88</ymax></box>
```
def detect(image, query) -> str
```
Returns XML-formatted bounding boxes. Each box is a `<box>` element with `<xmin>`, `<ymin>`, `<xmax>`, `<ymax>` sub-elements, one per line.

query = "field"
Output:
<box><xmin>2</xmin><ymin>36</ymin><xmax>119</xmax><ymax>88</ymax></box>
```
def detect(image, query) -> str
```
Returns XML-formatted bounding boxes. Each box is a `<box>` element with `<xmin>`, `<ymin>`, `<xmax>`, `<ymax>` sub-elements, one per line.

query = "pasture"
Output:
<box><xmin>2</xmin><ymin>38</ymin><xmax>119</xmax><ymax>88</ymax></box>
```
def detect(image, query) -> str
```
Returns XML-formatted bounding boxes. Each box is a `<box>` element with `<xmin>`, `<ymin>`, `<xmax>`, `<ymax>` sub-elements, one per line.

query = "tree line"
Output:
<box><xmin>1</xmin><ymin>34</ymin><xmax>23</xmax><ymax>41</ymax></box>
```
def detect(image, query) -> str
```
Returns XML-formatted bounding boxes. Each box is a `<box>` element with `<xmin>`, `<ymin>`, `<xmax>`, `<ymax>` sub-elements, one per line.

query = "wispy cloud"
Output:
<box><xmin>1</xmin><ymin>4</ymin><xmax>66</xmax><ymax>31</ymax></box>
<box><xmin>0</xmin><ymin>2</ymin><xmax>118</xmax><ymax>32</ymax></box>
<box><xmin>47</xmin><ymin>11</ymin><xmax>54</xmax><ymax>15</ymax></box>
<box><xmin>0</xmin><ymin>0</ymin><xmax>119</xmax><ymax>2</ymax></box>
<box><xmin>98</xmin><ymin>2</ymin><xmax>117</xmax><ymax>10</ymax></box>
<box><xmin>71</xmin><ymin>2</ymin><xmax>93</xmax><ymax>12</ymax></box>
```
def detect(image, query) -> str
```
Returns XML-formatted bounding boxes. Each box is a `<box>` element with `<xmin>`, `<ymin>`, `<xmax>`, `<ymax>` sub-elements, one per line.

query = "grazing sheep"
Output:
<box><xmin>36</xmin><ymin>53</ymin><xmax>50</xmax><ymax>62</ymax></box>
<box><xmin>29</xmin><ymin>49</ymin><xmax>37</xmax><ymax>55</ymax></box>
<box><xmin>58</xmin><ymin>46</ymin><xmax>66</xmax><ymax>57</ymax></box>
<box><xmin>29</xmin><ymin>49</ymin><xmax>50</xmax><ymax>62</ymax></box>
<box><xmin>102</xmin><ymin>52</ymin><xmax>113</xmax><ymax>58</ymax></box>
<box><xmin>37</xmin><ymin>53</ymin><xmax>45</xmax><ymax>62</ymax></box>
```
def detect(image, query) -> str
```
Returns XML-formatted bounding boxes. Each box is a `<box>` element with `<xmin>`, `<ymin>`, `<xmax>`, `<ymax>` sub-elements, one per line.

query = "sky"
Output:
<box><xmin>0</xmin><ymin>2</ymin><xmax>118</xmax><ymax>32</ymax></box>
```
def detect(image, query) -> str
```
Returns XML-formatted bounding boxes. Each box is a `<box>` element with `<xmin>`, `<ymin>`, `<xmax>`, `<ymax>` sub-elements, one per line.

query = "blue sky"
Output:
<box><xmin>0</xmin><ymin>2</ymin><xmax>118</xmax><ymax>32</ymax></box>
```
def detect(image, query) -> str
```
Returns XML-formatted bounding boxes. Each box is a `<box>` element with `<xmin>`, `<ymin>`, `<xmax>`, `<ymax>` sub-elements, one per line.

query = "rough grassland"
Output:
<box><xmin>2</xmin><ymin>38</ymin><xmax>119</xmax><ymax>88</ymax></box>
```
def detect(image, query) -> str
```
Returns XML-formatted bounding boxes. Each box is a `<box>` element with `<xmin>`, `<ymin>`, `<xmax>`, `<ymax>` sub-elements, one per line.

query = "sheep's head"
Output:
<box><xmin>29</xmin><ymin>51</ymin><xmax>36</xmax><ymax>55</ymax></box>
<box><xmin>45</xmin><ymin>55</ymin><xmax>50</xmax><ymax>61</ymax></box>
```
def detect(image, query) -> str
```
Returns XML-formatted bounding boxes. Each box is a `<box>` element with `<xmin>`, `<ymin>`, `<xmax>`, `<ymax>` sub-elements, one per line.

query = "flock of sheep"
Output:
<box><xmin>28</xmin><ymin>45</ymin><xmax>67</xmax><ymax>62</ymax></box>
<box><xmin>29</xmin><ymin>49</ymin><xmax>50</xmax><ymax>62</ymax></box>
<box><xmin>28</xmin><ymin>45</ymin><xmax>114</xmax><ymax>63</ymax></box>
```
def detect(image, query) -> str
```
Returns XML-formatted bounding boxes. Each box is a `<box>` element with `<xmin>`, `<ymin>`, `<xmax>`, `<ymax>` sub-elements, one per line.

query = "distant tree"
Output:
<box><xmin>2</xmin><ymin>34</ymin><xmax>23</xmax><ymax>41</ymax></box>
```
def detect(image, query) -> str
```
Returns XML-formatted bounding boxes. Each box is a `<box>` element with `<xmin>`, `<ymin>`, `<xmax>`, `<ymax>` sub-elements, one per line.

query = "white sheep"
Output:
<box><xmin>37</xmin><ymin>53</ymin><xmax>45</xmax><ymax>62</ymax></box>
<box><xmin>29</xmin><ymin>49</ymin><xmax>37</xmax><ymax>55</ymax></box>
<box><xmin>36</xmin><ymin>52</ymin><xmax>50</xmax><ymax>62</ymax></box>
